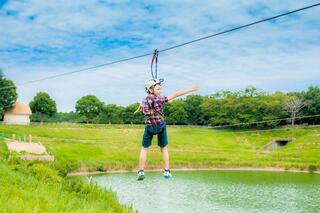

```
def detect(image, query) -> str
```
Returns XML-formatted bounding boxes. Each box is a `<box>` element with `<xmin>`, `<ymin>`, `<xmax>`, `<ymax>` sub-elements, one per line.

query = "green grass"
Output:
<box><xmin>1</xmin><ymin>124</ymin><xmax>318</xmax><ymax>212</ymax></box>
<box><xmin>0</xmin><ymin>124</ymin><xmax>319</xmax><ymax>172</ymax></box>
<box><xmin>0</xmin><ymin>138</ymin><xmax>132</xmax><ymax>212</ymax></box>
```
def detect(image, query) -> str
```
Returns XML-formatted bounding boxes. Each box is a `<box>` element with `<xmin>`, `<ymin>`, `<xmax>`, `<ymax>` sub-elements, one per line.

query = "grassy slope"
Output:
<box><xmin>0</xmin><ymin>124</ymin><xmax>319</xmax><ymax>172</ymax></box>
<box><xmin>0</xmin><ymin>138</ymin><xmax>131</xmax><ymax>213</ymax></box>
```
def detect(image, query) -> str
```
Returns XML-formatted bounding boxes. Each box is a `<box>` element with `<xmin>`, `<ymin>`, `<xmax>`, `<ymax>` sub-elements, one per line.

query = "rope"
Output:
<box><xmin>208</xmin><ymin>114</ymin><xmax>320</xmax><ymax>129</ymax></box>
<box><xmin>235</xmin><ymin>124</ymin><xmax>320</xmax><ymax>134</ymax></box>
<box><xmin>150</xmin><ymin>49</ymin><xmax>158</xmax><ymax>79</ymax></box>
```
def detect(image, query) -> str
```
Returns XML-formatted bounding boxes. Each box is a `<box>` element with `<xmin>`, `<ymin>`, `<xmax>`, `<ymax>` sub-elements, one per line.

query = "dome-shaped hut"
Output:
<box><xmin>3</xmin><ymin>102</ymin><xmax>32</xmax><ymax>125</ymax></box>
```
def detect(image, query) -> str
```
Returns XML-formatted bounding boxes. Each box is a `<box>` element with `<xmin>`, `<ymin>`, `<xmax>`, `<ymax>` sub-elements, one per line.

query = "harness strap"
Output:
<box><xmin>144</xmin><ymin>111</ymin><xmax>164</xmax><ymax>122</ymax></box>
<box><xmin>151</xmin><ymin>49</ymin><xmax>158</xmax><ymax>79</ymax></box>
<box><xmin>145</xmin><ymin>95</ymin><xmax>164</xmax><ymax>122</ymax></box>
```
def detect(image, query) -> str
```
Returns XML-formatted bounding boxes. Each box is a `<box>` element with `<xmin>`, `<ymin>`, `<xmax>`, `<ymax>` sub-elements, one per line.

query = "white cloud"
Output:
<box><xmin>1</xmin><ymin>0</ymin><xmax>320</xmax><ymax>111</ymax></box>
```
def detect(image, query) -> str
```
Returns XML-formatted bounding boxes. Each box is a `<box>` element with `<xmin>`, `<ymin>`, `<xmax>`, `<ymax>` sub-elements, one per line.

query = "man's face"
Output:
<box><xmin>151</xmin><ymin>84</ymin><xmax>161</xmax><ymax>96</ymax></box>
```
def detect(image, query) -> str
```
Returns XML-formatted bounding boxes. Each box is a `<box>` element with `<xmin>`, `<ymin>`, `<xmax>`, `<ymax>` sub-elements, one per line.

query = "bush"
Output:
<box><xmin>308</xmin><ymin>165</ymin><xmax>317</xmax><ymax>173</ymax></box>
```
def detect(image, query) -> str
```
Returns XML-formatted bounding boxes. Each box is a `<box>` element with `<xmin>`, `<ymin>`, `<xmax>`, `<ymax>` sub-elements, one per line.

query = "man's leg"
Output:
<box><xmin>158</xmin><ymin>123</ymin><xmax>169</xmax><ymax>169</ymax></box>
<box><xmin>160</xmin><ymin>146</ymin><xmax>170</xmax><ymax>170</ymax></box>
<box><xmin>158</xmin><ymin>124</ymin><xmax>171</xmax><ymax>178</ymax></box>
<box><xmin>139</xmin><ymin>147</ymin><xmax>149</xmax><ymax>170</ymax></box>
<box><xmin>139</xmin><ymin>126</ymin><xmax>153</xmax><ymax>170</ymax></box>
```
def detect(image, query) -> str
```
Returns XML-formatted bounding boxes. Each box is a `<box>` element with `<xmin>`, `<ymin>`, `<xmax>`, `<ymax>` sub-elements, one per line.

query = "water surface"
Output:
<box><xmin>92</xmin><ymin>170</ymin><xmax>320</xmax><ymax>213</ymax></box>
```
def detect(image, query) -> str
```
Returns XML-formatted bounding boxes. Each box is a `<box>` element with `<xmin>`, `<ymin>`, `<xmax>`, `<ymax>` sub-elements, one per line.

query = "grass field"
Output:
<box><xmin>0</xmin><ymin>124</ymin><xmax>319</xmax><ymax>212</ymax></box>
<box><xmin>0</xmin><ymin>124</ymin><xmax>319</xmax><ymax>173</ymax></box>
<box><xmin>0</xmin><ymin>161</ymin><xmax>131</xmax><ymax>212</ymax></box>
<box><xmin>0</xmin><ymin>131</ymin><xmax>132</xmax><ymax>212</ymax></box>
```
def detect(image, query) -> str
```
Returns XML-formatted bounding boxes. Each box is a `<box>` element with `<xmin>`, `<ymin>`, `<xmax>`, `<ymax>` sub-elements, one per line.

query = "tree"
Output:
<box><xmin>0</xmin><ymin>69</ymin><xmax>18</xmax><ymax>120</ymax></box>
<box><xmin>201</xmin><ymin>91</ymin><xmax>238</xmax><ymax>126</ymax></box>
<box><xmin>184</xmin><ymin>95</ymin><xmax>205</xmax><ymax>125</ymax></box>
<box><xmin>120</xmin><ymin>103</ymin><xmax>144</xmax><ymax>124</ymax></box>
<box><xmin>164</xmin><ymin>100</ymin><xmax>188</xmax><ymax>125</ymax></box>
<box><xmin>300</xmin><ymin>86</ymin><xmax>320</xmax><ymax>124</ymax></box>
<box><xmin>257</xmin><ymin>91</ymin><xmax>289</xmax><ymax>126</ymax></box>
<box><xmin>100</xmin><ymin>104</ymin><xmax>124</xmax><ymax>124</ymax></box>
<box><xmin>75</xmin><ymin>95</ymin><xmax>103</xmax><ymax>123</ymax></box>
<box><xmin>29</xmin><ymin>92</ymin><xmax>57</xmax><ymax>123</ymax></box>
<box><xmin>285</xmin><ymin>98</ymin><xmax>304</xmax><ymax>127</ymax></box>
<box><xmin>201</xmin><ymin>88</ymin><xmax>289</xmax><ymax>128</ymax></box>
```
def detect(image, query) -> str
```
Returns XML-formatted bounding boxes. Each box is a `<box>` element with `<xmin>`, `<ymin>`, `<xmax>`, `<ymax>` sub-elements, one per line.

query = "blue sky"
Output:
<box><xmin>0</xmin><ymin>0</ymin><xmax>319</xmax><ymax>112</ymax></box>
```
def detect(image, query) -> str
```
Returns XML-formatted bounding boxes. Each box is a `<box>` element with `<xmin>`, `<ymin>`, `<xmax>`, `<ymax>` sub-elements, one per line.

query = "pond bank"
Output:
<box><xmin>67</xmin><ymin>166</ymin><xmax>320</xmax><ymax>176</ymax></box>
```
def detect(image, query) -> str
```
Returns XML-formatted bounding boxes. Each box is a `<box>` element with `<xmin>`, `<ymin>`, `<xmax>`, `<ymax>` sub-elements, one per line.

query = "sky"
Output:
<box><xmin>0</xmin><ymin>0</ymin><xmax>319</xmax><ymax>112</ymax></box>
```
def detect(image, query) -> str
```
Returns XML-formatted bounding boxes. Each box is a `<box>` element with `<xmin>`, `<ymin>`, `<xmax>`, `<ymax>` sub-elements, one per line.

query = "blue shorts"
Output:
<box><xmin>142</xmin><ymin>121</ymin><xmax>168</xmax><ymax>148</ymax></box>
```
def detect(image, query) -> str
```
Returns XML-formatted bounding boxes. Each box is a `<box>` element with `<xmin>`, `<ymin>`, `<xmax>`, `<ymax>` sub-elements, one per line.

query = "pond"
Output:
<box><xmin>92</xmin><ymin>170</ymin><xmax>320</xmax><ymax>213</ymax></box>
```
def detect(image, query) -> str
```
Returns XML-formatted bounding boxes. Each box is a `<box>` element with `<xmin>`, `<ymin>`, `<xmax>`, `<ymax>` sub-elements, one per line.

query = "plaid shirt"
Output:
<box><xmin>141</xmin><ymin>95</ymin><xmax>168</xmax><ymax>126</ymax></box>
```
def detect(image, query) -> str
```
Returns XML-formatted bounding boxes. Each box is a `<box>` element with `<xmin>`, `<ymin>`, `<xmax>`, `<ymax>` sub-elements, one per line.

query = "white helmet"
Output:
<box><xmin>144</xmin><ymin>78</ymin><xmax>164</xmax><ymax>93</ymax></box>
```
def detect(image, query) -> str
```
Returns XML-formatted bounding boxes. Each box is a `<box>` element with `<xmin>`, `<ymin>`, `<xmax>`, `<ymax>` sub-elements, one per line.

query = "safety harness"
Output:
<box><xmin>144</xmin><ymin>95</ymin><xmax>164</xmax><ymax>124</ymax></box>
<box><xmin>151</xmin><ymin>49</ymin><xmax>158</xmax><ymax>79</ymax></box>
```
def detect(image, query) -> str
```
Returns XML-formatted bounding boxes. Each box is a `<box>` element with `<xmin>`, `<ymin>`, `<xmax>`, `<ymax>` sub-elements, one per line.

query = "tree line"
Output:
<box><xmin>1</xmin><ymin>70</ymin><xmax>320</xmax><ymax>128</ymax></box>
<box><xmin>28</xmin><ymin>86</ymin><xmax>320</xmax><ymax>128</ymax></box>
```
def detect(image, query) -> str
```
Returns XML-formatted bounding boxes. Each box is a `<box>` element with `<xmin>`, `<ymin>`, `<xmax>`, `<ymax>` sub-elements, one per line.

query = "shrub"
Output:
<box><xmin>308</xmin><ymin>165</ymin><xmax>317</xmax><ymax>173</ymax></box>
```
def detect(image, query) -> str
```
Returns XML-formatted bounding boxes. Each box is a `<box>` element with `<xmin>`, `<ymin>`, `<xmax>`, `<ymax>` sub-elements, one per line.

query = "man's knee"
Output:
<box><xmin>142</xmin><ymin>147</ymin><xmax>149</xmax><ymax>152</ymax></box>
<box><xmin>160</xmin><ymin>146</ymin><xmax>168</xmax><ymax>152</ymax></box>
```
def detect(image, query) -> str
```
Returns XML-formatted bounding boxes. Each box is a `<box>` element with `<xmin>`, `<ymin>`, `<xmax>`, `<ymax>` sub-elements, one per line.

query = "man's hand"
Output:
<box><xmin>134</xmin><ymin>105</ymin><xmax>142</xmax><ymax>114</ymax></box>
<box><xmin>190</xmin><ymin>85</ymin><xmax>200</xmax><ymax>92</ymax></box>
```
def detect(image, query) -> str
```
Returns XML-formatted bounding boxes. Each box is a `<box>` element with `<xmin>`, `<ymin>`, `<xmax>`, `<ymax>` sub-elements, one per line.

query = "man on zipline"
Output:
<box><xmin>135</xmin><ymin>79</ymin><xmax>199</xmax><ymax>180</ymax></box>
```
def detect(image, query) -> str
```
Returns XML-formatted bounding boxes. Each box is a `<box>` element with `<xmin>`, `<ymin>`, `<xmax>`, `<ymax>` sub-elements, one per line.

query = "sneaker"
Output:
<box><xmin>137</xmin><ymin>170</ymin><xmax>145</xmax><ymax>181</ymax></box>
<box><xmin>163</xmin><ymin>169</ymin><xmax>172</xmax><ymax>179</ymax></box>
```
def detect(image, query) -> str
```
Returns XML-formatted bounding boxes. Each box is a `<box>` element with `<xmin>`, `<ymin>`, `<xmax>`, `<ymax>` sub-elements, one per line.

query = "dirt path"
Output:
<box><xmin>67</xmin><ymin>166</ymin><xmax>320</xmax><ymax>176</ymax></box>
<box><xmin>5</xmin><ymin>138</ymin><xmax>54</xmax><ymax>161</ymax></box>
<box><xmin>6</xmin><ymin>139</ymin><xmax>47</xmax><ymax>154</ymax></box>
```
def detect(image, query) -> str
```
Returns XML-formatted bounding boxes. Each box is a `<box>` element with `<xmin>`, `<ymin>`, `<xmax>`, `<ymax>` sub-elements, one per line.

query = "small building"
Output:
<box><xmin>3</xmin><ymin>102</ymin><xmax>32</xmax><ymax>125</ymax></box>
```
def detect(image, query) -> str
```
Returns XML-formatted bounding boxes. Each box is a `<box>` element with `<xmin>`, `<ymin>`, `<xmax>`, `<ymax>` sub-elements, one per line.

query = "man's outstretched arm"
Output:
<box><xmin>167</xmin><ymin>85</ymin><xmax>200</xmax><ymax>101</ymax></box>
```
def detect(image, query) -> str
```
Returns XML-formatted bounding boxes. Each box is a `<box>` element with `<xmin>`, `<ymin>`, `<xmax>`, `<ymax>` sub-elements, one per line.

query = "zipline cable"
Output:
<box><xmin>235</xmin><ymin>124</ymin><xmax>320</xmax><ymax>134</ymax></box>
<box><xmin>158</xmin><ymin>3</ymin><xmax>320</xmax><ymax>53</ymax></box>
<box><xmin>1</xmin><ymin>2</ymin><xmax>320</xmax><ymax>91</ymax></box>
